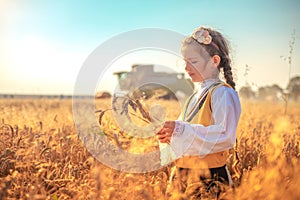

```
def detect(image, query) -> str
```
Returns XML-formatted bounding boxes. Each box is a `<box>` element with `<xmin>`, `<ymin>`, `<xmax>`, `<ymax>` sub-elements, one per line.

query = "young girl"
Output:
<box><xmin>157</xmin><ymin>27</ymin><xmax>241</xmax><ymax>198</ymax></box>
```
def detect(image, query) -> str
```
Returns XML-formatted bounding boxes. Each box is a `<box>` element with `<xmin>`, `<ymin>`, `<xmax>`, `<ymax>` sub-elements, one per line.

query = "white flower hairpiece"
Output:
<box><xmin>191</xmin><ymin>27</ymin><xmax>212</xmax><ymax>45</ymax></box>
<box><xmin>191</xmin><ymin>27</ymin><xmax>220</xmax><ymax>51</ymax></box>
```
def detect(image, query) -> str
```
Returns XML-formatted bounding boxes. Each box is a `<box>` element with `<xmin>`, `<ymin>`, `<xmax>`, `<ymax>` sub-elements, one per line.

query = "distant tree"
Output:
<box><xmin>95</xmin><ymin>91</ymin><xmax>112</xmax><ymax>99</ymax></box>
<box><xmin>258</xmin><ymin>84</ymin><xmax>283</xmax><ymax>101</ymax></box>
<box><xmin>287</xmin><ymin>76</ymin><xmax>300</xmax><ymax>101</ymax></box>
<box><xmin>239</xmin><ymin>86</ymin><xmax>256</xmax><ymax>100</ymax></box>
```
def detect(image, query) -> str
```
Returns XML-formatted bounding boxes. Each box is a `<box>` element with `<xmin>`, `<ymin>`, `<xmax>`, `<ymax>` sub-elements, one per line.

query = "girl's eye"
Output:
<box><xmin>191</xmin><ymin>61</ymin><xmax>197</xmax><ymax>64</ymax></box>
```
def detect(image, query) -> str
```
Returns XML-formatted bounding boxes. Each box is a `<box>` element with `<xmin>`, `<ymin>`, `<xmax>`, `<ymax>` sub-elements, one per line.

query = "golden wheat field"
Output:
<box><xmin>0</xmin><ymin>98</ymin><xmax>299</xmax><ymax>200</ymax></box>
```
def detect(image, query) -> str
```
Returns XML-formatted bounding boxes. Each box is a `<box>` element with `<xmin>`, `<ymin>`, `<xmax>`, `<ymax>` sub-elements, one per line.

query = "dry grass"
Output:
<box><xmin>0</xmin><ymin>98</ymin><xmax>299</xmax><ymax>199</ymax></box>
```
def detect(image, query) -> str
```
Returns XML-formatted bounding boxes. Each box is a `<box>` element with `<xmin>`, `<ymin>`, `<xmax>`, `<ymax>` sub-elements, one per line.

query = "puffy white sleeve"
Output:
<box><xmin>169</xmin><ymin>86</ymin><xmax>241</xmax><ymax>158</ymax></box>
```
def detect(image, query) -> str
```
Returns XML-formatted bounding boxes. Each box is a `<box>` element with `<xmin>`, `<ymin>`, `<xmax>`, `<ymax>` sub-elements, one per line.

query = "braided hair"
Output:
<box><xmin>183</xmin><ymin>27</ymin><xmax>236</xmax><ymax>90</ymax></box>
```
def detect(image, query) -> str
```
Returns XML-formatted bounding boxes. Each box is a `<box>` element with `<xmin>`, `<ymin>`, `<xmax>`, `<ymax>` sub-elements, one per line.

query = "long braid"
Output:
<box><xmin>221</xmin><ymin>56</ymin><xmax>236</xmax><ymax>90</ymax></box>
<box><xmin>204</xmin><ymin>27</ymin><xmax>236</xmax><ymax>90</ymax></box>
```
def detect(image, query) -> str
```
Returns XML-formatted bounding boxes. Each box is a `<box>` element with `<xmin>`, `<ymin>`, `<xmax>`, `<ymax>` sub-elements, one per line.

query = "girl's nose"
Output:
<box><xmin>185</xmin><ymin>62</ymin><xmax>191</xmax><ymax>72</ymax></box>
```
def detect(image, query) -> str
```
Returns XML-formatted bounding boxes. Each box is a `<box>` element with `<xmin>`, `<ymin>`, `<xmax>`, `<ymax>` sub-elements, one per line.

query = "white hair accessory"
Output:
<box><xmin>191</xmin><ymin>27</ymin><xmax>219</xmax><ymax>50</ymax></box>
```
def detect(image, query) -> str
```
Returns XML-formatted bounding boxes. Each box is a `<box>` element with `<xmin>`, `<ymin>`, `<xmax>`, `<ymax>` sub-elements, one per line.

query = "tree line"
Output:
<box><xmin>239</xmin><ymin>76</ymin><xmax>300</xmax><ymax>101</ymax></box>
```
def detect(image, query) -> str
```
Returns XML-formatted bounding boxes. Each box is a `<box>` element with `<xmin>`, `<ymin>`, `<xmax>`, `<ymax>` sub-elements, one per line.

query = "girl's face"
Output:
<box><xmin>181</xmin><ymin>43</ymin><xmax>216</xmax><ymax>82</ymax></box>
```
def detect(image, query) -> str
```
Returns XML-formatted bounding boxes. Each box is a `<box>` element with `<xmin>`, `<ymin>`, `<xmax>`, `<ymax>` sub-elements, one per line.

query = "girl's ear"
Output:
<box><xmin>212</xmin><ymin>55</ymin><xmax>221</xmax><ymax>67</ymax></box>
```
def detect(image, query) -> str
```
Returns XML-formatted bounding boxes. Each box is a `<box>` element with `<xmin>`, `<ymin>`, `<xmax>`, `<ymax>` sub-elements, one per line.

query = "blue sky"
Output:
<box><xmin>1</xmin><ymin>0</ymin><xmax>300</xmax><ymax>94</ymax></box>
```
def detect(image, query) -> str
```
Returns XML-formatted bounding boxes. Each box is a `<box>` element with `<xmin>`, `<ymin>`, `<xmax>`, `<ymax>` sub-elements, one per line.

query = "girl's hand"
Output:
<box><xmin>156</xmin><ymin>121</ymin><xmax>175</xmax><ymax>143</ymax></box>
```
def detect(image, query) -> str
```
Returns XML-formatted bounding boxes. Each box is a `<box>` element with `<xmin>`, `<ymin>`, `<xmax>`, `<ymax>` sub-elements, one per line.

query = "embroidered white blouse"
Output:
<box><xmin>159</xmin><ymin>78</ymin><xmax>241</xmax><ymax>165</ymax></box>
